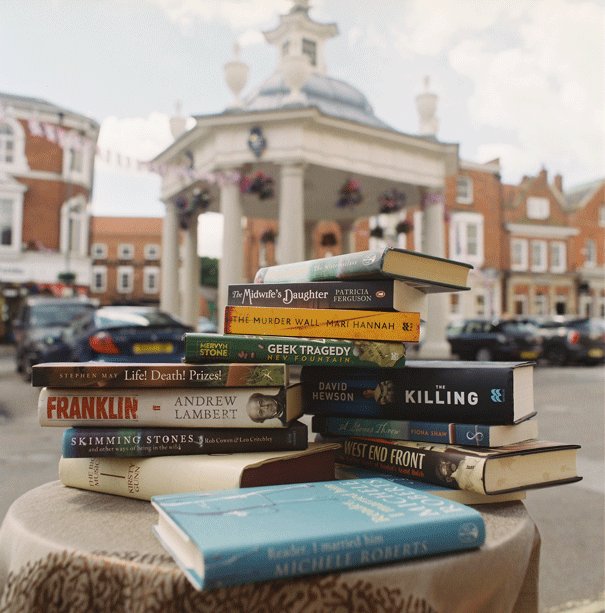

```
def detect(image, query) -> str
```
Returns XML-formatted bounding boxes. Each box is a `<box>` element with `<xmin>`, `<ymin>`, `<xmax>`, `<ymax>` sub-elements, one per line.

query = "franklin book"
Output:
<box><xmin>254</xmin><ymin>248</ymin><xmax>473</xmax><ymax>293</ymax></box>
<box><xmin>228</xmin><ymin>280</ymin><xmax>428</xmax><ymax>319</ymax></box>
<box><xmin>301</xmin><ymin>361</ymin><xmax>536</xmax><ymax>425</ymax></box>
<box><xmin>31</xmin><ymin>362</ymin><xmax>289</xmax><ymax>388</ymax></box>
<box><xmin>335</xmin><ymin>438</ymin><xmax>582</xmax><ymax>495</ymax></box>
<box><xmin>38</xmin><ymin>384</ymin><xmax>303</xmax><ymax>428</ymax></box>
<box><xmin>312</xmin><ymin>415</ymin><xmax>539</xmax><ymax>447</ymax></box>
<box><xmin>59</xmin><ymin>442</ymin><xmax>341</xmax><ymax>501</ymax></box>
<box><xmin>61</xmin><ymin>420</ymin><xmax>309</xmax><ymax>458</ymax></box>
<box><xmin>151</xmin><ymin>478</ymin><xmax>486</xmax><ymax>590</ymax></box>
<box><xmin>224</xmin><ymin>305</ymin><xmax>421</xmax><ymax>342</ymax></box>
<box><xmin>184</xmin><ymin>333</ymin><xmax>406</xmax><ymax>368</ymax></box>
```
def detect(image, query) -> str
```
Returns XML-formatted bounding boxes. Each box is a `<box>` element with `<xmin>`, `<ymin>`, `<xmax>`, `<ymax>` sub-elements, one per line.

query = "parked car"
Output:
<box><xmin>446</xmin><ymin>318</ymin><xmax>543</xmax><ymax>362</ymax></box>
<box><xmin>57</xmin><ymin>306</ymin><xmax>193</xmax><ymax>364</ymax></box>
<box><xmin>527</xmin><ymin>317</ymin><xmax>605</xmax><ymax>366</ymax></box>
<box><xmin>13</xmin><ymin>295</ymin><xmax>98</xmax><ymax>380</ymax></box>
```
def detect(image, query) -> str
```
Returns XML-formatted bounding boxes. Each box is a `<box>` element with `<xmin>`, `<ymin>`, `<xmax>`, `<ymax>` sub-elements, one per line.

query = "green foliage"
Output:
<box><xmin>200</xmin><ymin>257</ymin><xmax>218</xmax><ymax>288</ymax></box>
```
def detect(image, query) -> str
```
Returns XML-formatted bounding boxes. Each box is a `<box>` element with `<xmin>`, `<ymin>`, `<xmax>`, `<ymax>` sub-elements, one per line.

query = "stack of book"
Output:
<box><xmin>32</xmin><ymin>361</ymin><xmax>340</xmax><ymax>500</ymax></box>
<box><xmin>185</xmin><ymin>247</ymin><xmax>582</xmax><ymax>506</ymax></box>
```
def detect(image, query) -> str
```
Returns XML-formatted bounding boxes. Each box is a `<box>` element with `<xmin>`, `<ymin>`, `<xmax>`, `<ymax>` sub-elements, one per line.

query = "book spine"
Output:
<box><xmin>61</xmin><ymin>422</ymin><xmax>309</xmax><ymax>458</ymax></box>
<box><xmin>224</xmin><ymin>306</ymin><xmax>420</xmax><ymax>342</ymax></box>
<box><xmin>312</xmin><ymin>416</ymin><xmax>498</xmax><ymax>447</ymax></box>
<box><xmin>39</xmin><ymin>385</ymin><xmax>299</xmax><ymax>428</ymax></box>
<box><xmin>336</xmin><ymin>438</ymin><xmax>489</xmax><ymax>494</ymax></box>
<box><xmin>228</xmin><ymin>281</ymin><xmax>399</xmax><ymax>310</ymax></box>
<box><xmin>254</xmin><ymin>250</ymin><xmax>384</xmax><ymax>283</ymax></box>
<box><xmin>184</xmin><ymin>334</ymin><xmax>406</xmax><ymax>368</ymax></box>
<box><xmin>32</xmin><ymin>363</ymin><xmax>288</xmax><ymax>388</ymax></box>
<box><xmin>301</xmin><ymin>365</ymin><xmax>515</xmax><ymax>425</ymax></box>
<box><xmin>58</xmin><ymin>455</ymin><xmax>242</xmax><ymax>500</ymax></box>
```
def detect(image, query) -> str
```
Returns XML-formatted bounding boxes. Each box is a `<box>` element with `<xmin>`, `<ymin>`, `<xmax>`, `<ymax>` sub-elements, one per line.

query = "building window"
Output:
<box><xmin>530</xmin><ymin>240</ymin><xmax>547</xmax><ymax>272</ymax></box>
<box><xmin>584</xmin><ymin>239</ymin><xmax>597</xmax><ymax>267</ymax></box>
<box><xmin>475</xmin><ymin>291</ymin><xmax>486</xmax><ymax>316</ymax></box>
<box><xmin>0</xmin><ymin>198</ymin><xmax>14</xmax><ymax>247</ymax></box>
<box><xmin>513</xmin><ymin>294</ymin><xmax>528</xmax><ymax>315</ymax></box>
<box><xmin>91</xmin><ymin>266</ymin><xmax>107</xmax><ymax>293</ymax></box>
<box><xmin>534</xmin><ymin>293</ymin><xmax>548</xmax><ymax>315</ymax></box>
<box><xmin>302</xmin><ymin>39</ymin><xmax>317</xmax><ymax>66</ymax></box>
<box><xmin>91</xmin><ymin>243</ymin><xmax>107</xmax><ymax>259</ymax></box>
<box><xmin>527</xmin><ymin>196</ymin><xmax>550</xmax><ymax>220</ymax></box>
<box><xmin>599</xmin><ymin>205</ymin><xmax>605</xmax><ymax>227</ymax></box>
<box><xmin>62</xmin><ymin>131</ymin><xmax>91</xmax><ymax>184</ymax></box>
<box><xmin>144</xmin><ymin>243</ymin><xmax>160</xmax><ymax>260</ymax></box>
<box><xmin>117</xmin><ymin>266</ymin><xmax>134</xmax><ymax>293</ymax></box>
<box><xmin>118</xmin><ymin>243</ymin><xmax>134</xmax><ymax>260</ymax></box>
<box><xmin>143</xmin><ymin>266</ymin><xmax>160</xmax><ymax>294</ymax></box>
<box><xmin>555</xmin><ymin>294</ymin><xmax>567</xmax><ymax>315</ymax></box>
<box><xmin>449</xmin><ymin>212</ymin><xmax>484</xmax><ymax>266</ymax></box>
<box><xmin>550</xmin><ymin>241</ymin><xmax>566</xmax><ymax>273</ymax></box>
<box><xmin>456</xmin><ymin>176</ymin><xmax>473</xmax><ymax>204</ymax></box>
<box><xmin>61</xmin><ymin>197</ymin><xmax>88</xmax><ymax>257</ymax></box>
<box><xmin>511</xmin><ymin>238</ymin><xmax>528</xmax><ymax>271</ymax></box>
<box><xmin>0</xmin><ymin>118</ymin><xmax>28</xmax><ymax>172</ymax></box>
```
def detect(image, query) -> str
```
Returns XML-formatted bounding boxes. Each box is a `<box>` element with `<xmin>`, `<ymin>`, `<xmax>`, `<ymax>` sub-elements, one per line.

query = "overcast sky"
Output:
<box><xmin>2</xmin><ymin>0</ymin><xmax>604</xmax><ymax>256</ymax></box>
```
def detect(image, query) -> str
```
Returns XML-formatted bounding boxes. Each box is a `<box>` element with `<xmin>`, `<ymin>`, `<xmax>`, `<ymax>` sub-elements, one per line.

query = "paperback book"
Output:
<box><xmin>301</xmin><ymin>361</ymin><xmax>536</xmax><ymax>425</ymax></box>
<box><xmin>151</xmin><ymin>478</ymin><xmax>486</xmax><ymax>590</ymax></box>
<box><xmin>224</xmin><ymin>305</ymin><xmax>421</xmax><ymax>342</ymax></box>
<box><xmin>58</xmin><ymin>441</ymin><xmax>340</xmax><ymax>500</ymax></box>
<box><xmin>254</xmin><ymin>247</ymin><xmax>473</xmax><ymax>292</ymax></box>
<box><xmin>335</xmin><ymin>437</ymin><xmax>582</xmax><ymax>495</ymax></box>
<box><xmin>31</xmin><ymin>362</ymin><xmax>289</xmax><ymax>388</ymax></box>
<box><xmin>38</xmin><ymin>384</ymin><xmax>303</xmax><ymax>428</ymax></box>
<box><xmin>184</xmin><ymin>333</ymin><xmax>407</xmax><ymax>368</ymax></box>
<box><xmin>61</xmin><ymin>420</ymin><xmax>309</xmax><ymax>458</ymax></box>
<box><xmin>228</xmin><ymin>279</ymin><xmax>428</xmax><ymax>318</ymax></box>
<box><xmin>312</xmin><ymin>415</ymin><xmax>539</xmax><ymax>447</ymax></box>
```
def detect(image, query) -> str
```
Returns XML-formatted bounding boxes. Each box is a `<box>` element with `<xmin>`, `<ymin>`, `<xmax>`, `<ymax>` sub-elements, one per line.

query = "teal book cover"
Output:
<box><xmin>151</xmin><ymin>478</ymin><xmax>485</xmax><ymax>591</ymax></box>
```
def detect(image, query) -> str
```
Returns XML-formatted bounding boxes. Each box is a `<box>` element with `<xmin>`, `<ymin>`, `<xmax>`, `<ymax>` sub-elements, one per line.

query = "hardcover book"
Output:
<box><xmin>312</xmin><ymin>415</ymin><xmax>539</xmax><ymax>447</ymax></box>
<box><xmin>335</xmin><ymin>438</ymin><xmax>582</xmax><ymax>495</ymax></box>
<box><xmin>228</xmin><ymin>280</ymin><xmax>428</xmax><ymax>318</ymax></box>
<box><xmin>59</xmin><ymin>442</ymin><xmax>341</xmax><ymax>501</ymax></box>
<box><xmin>184</xmin><ymin>333</ymin><xmax>407</xmax><ymax>368</ymax></box>
<box><xmin>253</xmin><ymin>248</ymin><xmax>473</xmax><ymax>293</ymax></box>
<box><xmin>301</xmin><ymin>361</ymin><xmax>536</xmax><ymax>425</ymax></box>
<box><xmin>38</xmin><ymin>384</ymin><xmax>303</xmax><ymax>428</ymax></box>
<box><xmin>151</xmin><ymin>478</ymin><xmax>486</xmax><ymax>590</ymax></box>
<box><xmin>31</xmin><ymin>362</ymin><xmax>290</xmax><ymax>388</ymax></box>
<box><xmin>224</xmin><ymin>305</ymin><xmax>421</xmax><ymax>343</ymax></box>
<box><xmin>61</xmin><ymin>420</ymin><xmax>309</xmax><ymax>458</ymax></box>
<box><xmin>334</xmin><ymin>464</ymin><xmax>527</xmax><ymax>505</ymax></box>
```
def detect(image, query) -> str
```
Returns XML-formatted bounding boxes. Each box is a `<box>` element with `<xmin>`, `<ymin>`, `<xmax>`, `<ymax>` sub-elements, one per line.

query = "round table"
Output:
<box><xmin>0</xmin><ymin>481</ymin><xmax>540</xmax><ymax>613</ymax></box>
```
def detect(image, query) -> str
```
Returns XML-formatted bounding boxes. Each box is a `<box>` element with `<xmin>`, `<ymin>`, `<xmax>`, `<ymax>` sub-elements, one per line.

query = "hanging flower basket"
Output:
<box><xmin>378</xmin><ymin>188</ymin><xmax>406</xmax><ymax>214</ymax></box>
<box><xmin>260</xmin><ymin>229</ymin><xmax>276</xmax><ymax>244</ymax></box>
<box><xmin>336</xmin><ymin>178</ymin><xmax>363</xmax><ymax>208</ymax></box>
<box><xmin>396</xmin><ymin>220</ymin><xmax>413</xmax><ymax>235</ymax></box>
<box><xmin>240</xmin><ymin>171</ymin><xmax>274</xmax><ymax>200</ymax></box>
<box><xmin>369</xmin><ymin>226</ymin><xmax>384</xmax><ymax>239</ymax></box>
<box><xmin>320</xmin><ymin>232</ymin><xmax>337</xmax><ymax>247</ymax></box>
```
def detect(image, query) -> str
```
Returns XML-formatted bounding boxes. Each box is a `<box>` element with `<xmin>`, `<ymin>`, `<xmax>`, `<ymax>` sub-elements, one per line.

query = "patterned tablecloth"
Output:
<box><xmin>0</xmin><ymin>481</ymin><xmax>540</xmax><ymax>613</ymax></box>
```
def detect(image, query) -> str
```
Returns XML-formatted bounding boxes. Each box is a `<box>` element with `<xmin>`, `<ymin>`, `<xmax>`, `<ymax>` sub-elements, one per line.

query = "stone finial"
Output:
<box><xmin>224</xmin><ymin>43</ymin><xmax>249</xmax><ymax>108</ymax></box>
<box><xmin>169</xmin><ymin>100</ymin><xmax>187</xmax><ymax>140</ymax></box>
<box><xmin>415</xmin><ymin>76</ymin><xmax>439</xmax><ymax>137</ymax></box>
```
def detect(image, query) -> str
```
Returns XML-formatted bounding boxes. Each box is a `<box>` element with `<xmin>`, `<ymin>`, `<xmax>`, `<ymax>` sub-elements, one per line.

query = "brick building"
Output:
<box><xmin>0</xmin><ymin>92</ymin><xmax>99</xmax><ymax>340</ymax></box>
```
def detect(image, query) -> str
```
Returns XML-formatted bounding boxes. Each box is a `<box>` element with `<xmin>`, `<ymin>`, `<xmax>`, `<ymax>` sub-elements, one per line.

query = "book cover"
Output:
<box><xmin>38</xmin><ymin>384</ymin><xmax>303</xmax><ymax>428</ymax></box>
<box><xmin>335</xmin><ymin>438</ymin><xmax>582</xmax><ymax>495</ymax></box>
<box><xmin>312</xmin><ymin>415</ymin><xmax>539</xmax><ymax>447</ymax></box>
<box><xmin>58</xmin><ymin>442</ymin><xmax>341</xmax><ymax>501</ymax></box>
<box><xmin>334</xmin><ymin>464</ymin><xmax>527</xmax><ymax>505</ymax></box>
<box><xmin>228</xmin><ymin>280</ymin><xmax>428</xmax><ymax>318</ymax></box>
<box><xmin>61</xmin><ymin>420</ymin><xmax>309</xmax><ymax>458</ymax></box>
<box><xmin>224</xmin><ymin>305</ymin><xmax>421</xmax><ymax>343</ymax></box>
<box><xmin>301</xmin><ymin>361</ymin><xmax>536</xmax><ymax>425</ymax></box>
<box><xmin>184</xmin><ymin>334</ymin><xmax>407</xmax><ymax>368</ymax></box>
<box><xmin>151</xmin><ymin>478</ymin><xmax>486</xmax><ymax>590</ymax></box>
<box><xmin>254</xmin><ymin>248</ymin><xmax>473</xmax><ymax>293</ymax></box>
<box><xmin>31</xmin><ymin>362</ymin><xmax>289</xmax><ymax>388</ymax></box>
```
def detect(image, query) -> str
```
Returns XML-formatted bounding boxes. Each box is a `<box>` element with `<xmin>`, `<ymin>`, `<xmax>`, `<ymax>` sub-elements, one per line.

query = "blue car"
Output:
<box><xmin>60</xmin><ymin>305</ymin><xmax>192</xmax><ymax>363</ymax></box>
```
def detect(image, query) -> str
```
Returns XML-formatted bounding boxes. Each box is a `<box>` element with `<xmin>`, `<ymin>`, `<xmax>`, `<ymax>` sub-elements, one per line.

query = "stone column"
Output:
<box><xmin>160</xmin><ymin>200</ymin><xmax>180</xmax><ymax>317</ymax></box>
<box><xmin>418</xmin><ymin>188</ymin><xmax>451</xmax><ymax>358</ymax></box>
<box><xmin>277</xmin><ymin>162</ymin><xmax>305</xmax><ymax>263</ymax></box>
<box><xmin>181</xmin><ymin>215</ymin><xmax>200</xmax><ymax>327</ymax></box>
<box><xmin>218</xmin><ymin>177</ymin><xmax>244</xmax><ymax>331</ymax></box>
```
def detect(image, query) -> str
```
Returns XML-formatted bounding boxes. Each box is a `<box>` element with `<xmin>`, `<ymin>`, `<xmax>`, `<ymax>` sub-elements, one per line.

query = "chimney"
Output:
<box><xmin>554</xmin><ymin>174</ymin><xmax>563</xmax><ymax>192</ymax></box>
<box><xmin>539</xmin><ymin>167</ymin><xmax>548</xmax><ymax>182</ymax></box>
